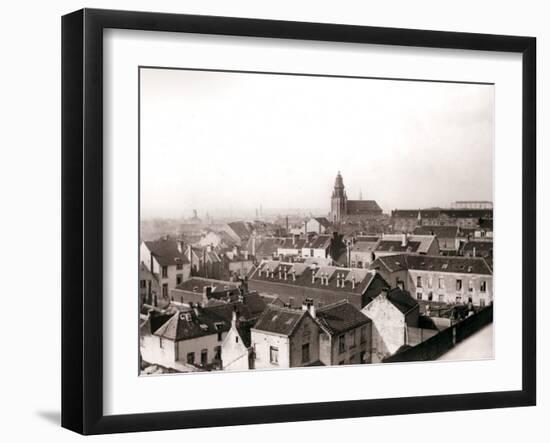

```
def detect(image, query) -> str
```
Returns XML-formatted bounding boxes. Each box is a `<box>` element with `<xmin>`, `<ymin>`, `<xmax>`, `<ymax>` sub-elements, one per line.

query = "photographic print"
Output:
<box><xmin>138</xmin><ymin>67</ymin><xmax>494</xmax><ymax>375</ymax></box>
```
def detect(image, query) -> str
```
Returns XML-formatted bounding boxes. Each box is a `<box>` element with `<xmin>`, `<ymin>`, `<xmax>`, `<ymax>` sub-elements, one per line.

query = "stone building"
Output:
<box><xmin>251</xmin><ymin>304</ymin><xmax>322</xmax><ymax>368</ymax></box>
<box><xmin>316</xmin><ymin>301</ymin><xmax>372</xmax><ymax>365</ymax></box>
<box><xmin>369</xmin><ymin>254</ymin><xmax>493</xmax><ymax>306</ymax></box>
<box><xmin>361</xmin><ymin>288</ymin><xmax>420</xmax><ymax>361</ymax></box>
<box><xmin>249</xmin><ymin>260</ymin><xmax>389</xmax><ymax>309</ymax></box>
<box><xmin>329</xmin><ymin>171</ymin><xmax>383</xmax><ymax>223</ymax></box>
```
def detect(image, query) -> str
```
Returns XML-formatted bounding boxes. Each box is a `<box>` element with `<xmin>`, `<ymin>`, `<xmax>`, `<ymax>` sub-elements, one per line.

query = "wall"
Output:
<box><xmin>251</xmin><ymin>330</ymin><xmax>290</xmax><ymax>369</ymax></box>
<box><xmin>289</xmin><ymin>315</ymin><xmax>321</xmax><ymax>367</ymax></box>
<box><xmin>362</xmin><ymin>296</ymin><xmax>407</xmax><ymax>360</ymax></box>
<box><xmin>407</xmin><ymin>270</ymin><xmax>493</xmax><ymax>306</ymax></box>
<box><xmin>328</xmin><ymin>324</ymin><xmax>372</xmax><ymax>365</ymax></box>
<box><xmin>3</xmin><ymin>1</ymin><xmax>547</xmax><ymax>443</ymax></box>
<box><xmin>176</xmin><ymin>332</ymin><xmax>227</xmax><ymax>366</ymax></box>
<box><xmin>221</xmin><ymin>326</ymin><xmax>250</xmax><ymax>371</ymax></box>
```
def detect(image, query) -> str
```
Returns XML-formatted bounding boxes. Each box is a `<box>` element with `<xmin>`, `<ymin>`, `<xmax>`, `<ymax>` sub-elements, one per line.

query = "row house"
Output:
<box><xmin>391</xmin><ymin>209</ymin><xmax>493</xmax><ymax>233</ymax></box>
<box><xmin>249</xmin><ymin>260</ymin><xmax>389</xmax><ymax>309</ymax></box>
<box><xmin>369</xmin><ymin>254</ymin><xmax>493</xmax><ymax>307</ymax></box>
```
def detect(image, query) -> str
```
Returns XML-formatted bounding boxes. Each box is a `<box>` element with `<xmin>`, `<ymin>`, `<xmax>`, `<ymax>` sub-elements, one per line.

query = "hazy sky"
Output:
<box><xmin>140</xmin><ymin>68</ymin><xmax>493</xmax><ymax>219</ymax></box>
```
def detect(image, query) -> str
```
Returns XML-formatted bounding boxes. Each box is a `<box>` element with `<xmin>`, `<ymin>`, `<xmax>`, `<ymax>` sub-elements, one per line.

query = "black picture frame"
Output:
<box><xmin>61</xmin><ymin>8</ymin><xmax>536</xmax><ymax>435</ymax></box>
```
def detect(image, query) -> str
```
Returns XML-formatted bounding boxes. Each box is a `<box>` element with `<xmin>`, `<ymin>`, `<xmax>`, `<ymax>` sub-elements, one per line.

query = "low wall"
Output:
<box><xmin>383</xmin><ymin>305</ymin><xmax>493</xmax><ymax>363</ymax></box>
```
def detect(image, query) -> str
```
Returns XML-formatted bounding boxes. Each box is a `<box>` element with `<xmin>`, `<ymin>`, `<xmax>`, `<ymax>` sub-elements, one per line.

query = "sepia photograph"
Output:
<box><xmin>138</xmin><ymin>67</ymin><xmax>494</xmax><ymax>375</ymax></box>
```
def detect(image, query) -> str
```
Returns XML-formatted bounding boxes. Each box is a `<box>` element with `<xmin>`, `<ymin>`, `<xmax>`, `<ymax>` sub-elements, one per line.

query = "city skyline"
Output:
<box><xmin>140</xmin><ymin>68</ymin><xmax>494</xmax><ymax>219</ymax></box>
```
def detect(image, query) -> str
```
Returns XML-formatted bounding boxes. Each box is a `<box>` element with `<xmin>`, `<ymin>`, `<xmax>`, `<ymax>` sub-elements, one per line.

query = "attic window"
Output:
<box><xmin>193</xmin><ymin>286</ymin><xmax>199</xmax><ymax>292</ymax></box>
<box><xmin>442</xmin><ymin>263</ymin><xmax>448</xmax><ymax>270</ymax></box>
<box><xmin>199</xmin><ymin>324</ymin><xmax>208</xmax><ymax>331</ymax></box>
<box><xmin>467</xmin><ymin>266</ymin><xmax>473</xmax><ymax>273</ymax></box>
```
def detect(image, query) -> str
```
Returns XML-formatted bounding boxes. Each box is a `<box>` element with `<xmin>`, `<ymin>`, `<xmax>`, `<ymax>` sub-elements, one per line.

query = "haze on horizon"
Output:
<box><xmin>140</xmin><ymin>68</ymin><xmax>494</xmax><ymax>220</ymax></box>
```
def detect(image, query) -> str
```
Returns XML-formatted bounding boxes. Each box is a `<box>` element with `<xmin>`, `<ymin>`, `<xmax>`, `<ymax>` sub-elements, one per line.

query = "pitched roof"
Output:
<box><xmin>414</xmin><ymin>225</ymin><xmax>459</xmax><ymax>239</ymax></box>
<box><xmin>376</xmin><ymin>234</ymin><xmax>436</xmax><ymax>254</ymax></box>
<box><xmin>462</xmin><ymin>241</ymin><xmax>493</xmax><ymax>257</ymax></box>
<box><xmin>346</xmin><ymin>200</ymin><xmax>382</xmax><ymax>214</ymax></box>
<box><xmin>304</xmin><ymin>235</ymin><xmax>332</xmax><ymax>250</ymax></box>
<box><xmin>144</xmin><ymin>238</ymin><xmax>189</xmax><ymax>267</ymax></box>
<box><xmin>370</xmin><ymin>254</ymin><xmax>493</xmax><ymax>275</ymax></box>
<box><xmin>385</xmin><ymin>288</ymin><xmax>418</xmax><ymax>314</ymax></box>
<box><xmin>392</xmin><ymin>209</ymin><xmax>493</xmax><ymax>219</ymax></box>
<box><xmin>154</xmin><ymin>310</ymin><xmax>230</xmax><ymax>341</ymax></box>
<box><xmin>279</xmin><ymin>238</ymin><xmax>307</xmax><ymax>249</ymax></box>
<box><xmin>174</xmin><ymin>277</ymin><xmax>239</xmax><ymax>295</ymax></box>
<box><xmin>315</xmin><ymin>301</ymin><xmax>371</xmax><ymax>335</ymax></box>
<box><xmin>250</xmin><ymin>261</ymin><xmax>378</xmax><ymax>295</ymax></box>
<box><xmin>227</xmin><ymin>222</ymin><xmax>253</xmax><ymax>240</ymax></box>
<box><xmin>253</xmin><ymin>305</ymin><xmax>308</xmax><ymax>336</ymax></box>
<box><xmin>313</xmin><ymin>217</ymin><xmax>331</xmax><ymax>228</ymax></box>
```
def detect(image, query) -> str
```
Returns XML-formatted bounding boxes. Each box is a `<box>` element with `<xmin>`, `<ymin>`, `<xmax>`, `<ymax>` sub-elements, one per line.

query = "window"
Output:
<box><xmin>480</xmin><ymin>281</ymin><xmax>487</xmax><ymax>292</ymax></box>
<box><xmin>456</xmin><ymin>279</ymin><xmax>462</xmax><ymax>291</ymax></box>
<box><xmin>270</xmin><ymin>346</ymin><xmax>279</xmax><ymax>364</ymax></box>
<box><xmin>349</xmin><ymin>331</ymin><xmax>356</xmax><ymax>348</ymax></box>
<box><xmin>468</xmin><ymin>280</ymin><xmax>474</xmax><ymax>292</ymax></box>
<box><xmin>140</xmin><ymin>279</ymin><xmax>147</xmax><ymax>289</ymax></box>
<box><xmin>310</xmin><ymin>249</ymin><xmax>314</xmax><ymax>257</ymax></box>
<box><xmin>187</xmin><ymin>352</ymin><xmax>195</xmax><ymax>364</ymax></box>
<box><xmin>428</xmin><ymin>292</ymin><xmax>433</xmax><ymax>301</ymax></box>
<box><xmin>438</xmin><ymin>294</ymin><xmax>445</xmax><ymax>302</ymax></box>
<box><xmin>416</xmin><ymin>276</ymin><xmax>422</xmax><ymax>287</ymax></box>
<box><xmin>480</xmin><ymin>298</ymin><xmax>486</xmax><ymax>307</ymax></box>
<box><xmin>339</xmin><ymin>335</ymin><xmax>346</xmax><ymax>354</ymax></box>
<box><xmin>438</xmin><ymin>277</ymin><xmax>444</xmax><ymax>289</ymax></box>
<box><xmin>176</xmin><ymin>274</ymin><xmax>183</xmax><ymax>285</ymax></box>
<box><xmin>162</xmin><ymin>284</ymin><xmax>168</xmax><ymax>298</ymax></box>
<box><xmin>159</xmin><ymin>337</ymin><xmax>163</xmax><ymax>349</ymax></box>
<box><xmin>161</xmin><ymin>266</ymin><xmax>168</xmax><ymax>278</ymax></box>
<box><xmin>216</xmin><ymin>324</ymin><xmax>223</xmax><ymax>341</ymax></box>
<box><xmin>214</xmin><ymin>346</ymin><xmax>221</xmax><ymax>361</ymax></box>
<box><xmin>235</xmin><ymin>336</ymin><xmax>239</xmax><ymax>343</ymax></box>
<box><xmin>428</xmin><ymin>277</ymin><xmax>433</xmax><ymax>289</ymax></box>
<box><xmin>416</xmin><ymin>292</ymin><xmax>423</xmax><ymax>300</ymax></box>
<box><xmin>301</xmin><ymin>343</ymin><xmax>310</xmax><ymax>363</ymax></box>
<box><xmin>456</xmin><ymin>296</ymin><xmax>462</xmax><ymax>303</ymax></box>
<box><xmin>176</xmin><ymin>263</ymin><xmax>183</xmax><ymax>270</ymax></box>
<box><xmin>201</xmin><ymin>349</ymin><xmax>208</xmax><ymax>365</ymax></box>
<box><xmin>360</xmin><ymin>326</ymin><xmax>367</xmax><ymax>344</ymax></box>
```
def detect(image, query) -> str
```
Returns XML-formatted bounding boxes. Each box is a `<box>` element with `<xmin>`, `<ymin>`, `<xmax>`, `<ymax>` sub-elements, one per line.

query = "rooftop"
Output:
<box><xmin>316</xmin><ymin>300</ymin><xmax>371</xmax><ymax>335</ymax></box>
<box><xmin>252</xmin><ymin>304</ymin><xmax>308</xmax><ymax>336</ymax></box>
<box><xmin>144</xmin><ymin>237</ymin><xmax>189</xmax><ymax>267</ymax></box>
<box><xmin>250</xmin><ymin>260</ymin><xmax>378</xmax><ymax>295</ymax></box>
<box><xmin>370</xmin><ymin>254</ymin><xmax>493</xmax><ymax>275</ymax></box>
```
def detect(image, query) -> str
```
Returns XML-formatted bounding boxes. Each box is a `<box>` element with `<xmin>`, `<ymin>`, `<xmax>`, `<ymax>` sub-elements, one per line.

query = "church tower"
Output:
<box><xmin>330</xmin><ymin>171</ymin><xmax>347</xmax><ymax>223</ymax></box>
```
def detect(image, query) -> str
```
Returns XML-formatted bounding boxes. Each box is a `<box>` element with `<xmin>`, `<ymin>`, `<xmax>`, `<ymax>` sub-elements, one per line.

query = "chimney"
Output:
<box><xmin>233</xmin><ymin>245</ymin><xmax>239</xmax><ymax>257</ymax></box>
<box><xmin>336</xmin><ymin>274</ymin><xmax>340</xmax><ymax>288</ymax></box>
<box><xmin>286</xmin><ymin>216</ymin><xmax>289</xmax><ymax>234</ymax></box>
<box><xmin>351</xmin><ymin>274</ymin><xmax>356</xmax><ymax>289</ymax></box>
<box><xmin>202</xmin><ymin>285</ymin><xmax>212</xmax><ymax>302</ymax></box>
<box><xmin>292</xmin><ymin>270</ymin><xmax>296</xmax><ymax>281</ymax></box>
<box><xmin>472</xmin><ymin>246</ymin><xmax>476</xmax><ymax>257</ymax></box>
<box><xmin>244</xmin><ymin>250</ymin><xmax>249</xmax><ymax>260</ymax></box>
<box><xmin>397</xmin><ymin>280</ymin><xmax>405</xmax><ymax>291</ymax></box>
<box><xmin>231</xmin><ymin>308</ymin><xmax>237</xmax><ymax>329</ymax></box>
<box><xmin>380</xmin><ymin>287</ymin><xmax>390</xmax><ymax>299</ymax></box>
<box><xmin>312</xmin><ymin>272</ymin><xmax>316</xmax><ymax>284</ymax></box>
<box><xmin>207</xmin><ymin>243</ymin><xmax>213</xmax><ymax>253</ymax></box>
<box><xmin>177</xmin><ymin>239</ymin><xmax>184</xmax><ymax>254</ymax></box>
<box><xmin>252</xmin><ymin>235</ymin><xmax>256</xmax><ymax>256</ymax></box>
<box><xmin>340</xmin><ymin>274</ymin><xmax>346</xmax><ymax>287</ymax></box>
<box><xmin>309</xmin><ymin>304</ymin><xmax>316</xmax><ymax>319</ymax></box>
<box><xmin>304</xmin><ymin>220</ymin><xmax>308</xmax><ymax>235</ymax></box>
<box><xmin>401</xmin><ymin>233</ymin><xmax>408</xmax><ymax>247</ymax></box>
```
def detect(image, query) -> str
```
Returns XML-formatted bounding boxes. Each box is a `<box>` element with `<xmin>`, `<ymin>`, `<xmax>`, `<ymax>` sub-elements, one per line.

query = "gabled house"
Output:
<box><xmin>315</xmin><ymin>300</ymin><xmax>372</xmax><ymax>365</ymax></box>
<box><xmin>251</xmin><ymin>304</ymin><xmax>321</xmax><ymax>368</ymax></box>
<box><xmin>140</xmin><ymin>237</ymin><xmax>191</xmax><ymax>298</ymax></box>
<box><xmin>361</xmin><ymin>288</ymin><xmax>420</xmax><ymax>361</ymax></box>
<box><xmin>221</xmin><ymin>310</ymin><xmax>256</xmax><ymax>371</ymax></box>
